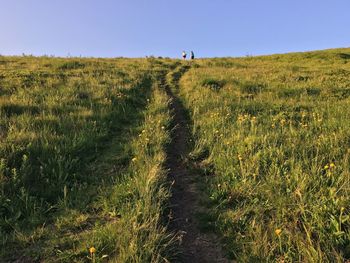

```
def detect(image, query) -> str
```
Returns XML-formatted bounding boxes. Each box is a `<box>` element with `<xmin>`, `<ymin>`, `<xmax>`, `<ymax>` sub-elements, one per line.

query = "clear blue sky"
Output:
<box><xmin>1</xmin><ymin>0</ymin><xmax>349</xmax><ymax>58</ymax></box>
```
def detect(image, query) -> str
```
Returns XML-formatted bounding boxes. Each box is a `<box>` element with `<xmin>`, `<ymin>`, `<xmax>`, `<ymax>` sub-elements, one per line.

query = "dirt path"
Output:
<box><xmin>164</xmin><ymin>67</ymin><xmax>230</xmax><ymax>263</ymax></box>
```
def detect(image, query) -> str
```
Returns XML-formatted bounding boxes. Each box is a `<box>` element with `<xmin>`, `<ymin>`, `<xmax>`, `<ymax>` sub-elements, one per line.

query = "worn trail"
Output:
<box><xmin>164</xmin><ymin>67</ymin><xmax>230</xmax><ymax>263</ymax></box>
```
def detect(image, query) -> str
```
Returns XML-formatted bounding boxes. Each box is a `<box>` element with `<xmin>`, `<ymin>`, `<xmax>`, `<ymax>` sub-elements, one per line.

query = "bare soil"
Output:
<box><xmin>164</xmin><ymin>71</ymin><xmax>230</xmax><ymax>263</ymax></box>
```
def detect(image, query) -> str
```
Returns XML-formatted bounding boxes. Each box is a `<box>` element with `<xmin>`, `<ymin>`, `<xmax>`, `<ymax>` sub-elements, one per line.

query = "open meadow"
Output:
<box><xmin>179</xmin><ymin>48</ymin><xmax>350</xmax><ymax>262</ymax></box>
<box><xmin>0</xmin><ymin>48</ymin><xmax>350</xmax><ymax>262</ymax></box>
<box><xmin>0</xmin><ymin>57</ymin><xmax>178</xmax><ymax>262</ymax></box>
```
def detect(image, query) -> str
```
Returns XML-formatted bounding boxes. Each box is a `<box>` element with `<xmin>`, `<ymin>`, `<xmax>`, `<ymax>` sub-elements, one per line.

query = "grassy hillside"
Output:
<box><xmin>1</xmin><ymin>48</ymin><xmax>350</xmax><ymax>262</ymax></box>
<box><xmin>179</xmin><ymin>48</ymin><xmax>350</xmax><ymax>262</ymax></box>
<box><xmin>0</xmin><ymin>57</ymin><xmax>179</xmax><ymax>261</ymax></box>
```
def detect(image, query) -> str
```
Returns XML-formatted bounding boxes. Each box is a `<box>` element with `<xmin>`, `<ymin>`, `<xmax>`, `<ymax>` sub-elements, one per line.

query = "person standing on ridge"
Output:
<box><xmin>190</xmin><ymin>51</ymin><xmax>195</xmax><ymax>60</ymax></box>
<box><xmin>182</xmin><ymin>51</ymin><xmax>187</xmax><ymax>60</ymax></box>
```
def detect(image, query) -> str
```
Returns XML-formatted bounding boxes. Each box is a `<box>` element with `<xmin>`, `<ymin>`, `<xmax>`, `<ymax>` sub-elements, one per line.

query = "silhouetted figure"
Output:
<box><xmin>182</xmin><ymin>51</ymin><xmax>187</xmax><ymax>60</ymax></box>
<box><xmin>191</xmin><ymin>51</ymin><xmax>195</xmax><ymax>60</ymax></box>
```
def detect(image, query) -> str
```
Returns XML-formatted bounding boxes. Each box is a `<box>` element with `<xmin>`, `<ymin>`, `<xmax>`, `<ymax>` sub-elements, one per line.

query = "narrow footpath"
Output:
<box><xmin>164</xmin><ymin>66</ymin><xmax>230</xmax><ymax>263</ymax></box>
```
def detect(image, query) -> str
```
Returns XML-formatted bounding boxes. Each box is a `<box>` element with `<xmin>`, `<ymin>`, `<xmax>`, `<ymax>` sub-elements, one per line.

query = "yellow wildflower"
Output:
<box><xmin>275</xmin><ymin>229</ymin><xmax>282</xmax><ymax>236</ymax></box>
<box><xmin>89</xmin><ymin>246</ymin><xmax>96</xmax><ymax>254</ymax></box>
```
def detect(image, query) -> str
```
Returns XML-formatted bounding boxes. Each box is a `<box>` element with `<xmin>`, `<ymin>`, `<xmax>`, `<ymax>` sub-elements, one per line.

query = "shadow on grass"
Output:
<box><xmin>0</xmin><ymin>75</ymin><xmax>153</xmax><ymax>261</ymax></box>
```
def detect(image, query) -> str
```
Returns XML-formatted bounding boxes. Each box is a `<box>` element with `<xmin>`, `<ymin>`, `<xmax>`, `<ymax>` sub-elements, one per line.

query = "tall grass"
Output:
<box><xmin>0</xmin><ymin>58</ymin><xmax>149</xmax><ymax>224</ymax></box>
<box><xmin>59</xmin><ymin>78</ymin><xmax>175</xmax><ymax>262</ymax></box>
<box><xmin>0</xmin><ymin>56</ymin><xmax>178</xmax><ymax>261</ymax></box>
<box><xmin>179</xmin><ymin>48</ymin><xmax>350</xmax><ymax>262</ymax></box>
<box><xmin>2</xmin><ymin>49</ymin><xmax>350</xmax><ymax>262</ymax></box>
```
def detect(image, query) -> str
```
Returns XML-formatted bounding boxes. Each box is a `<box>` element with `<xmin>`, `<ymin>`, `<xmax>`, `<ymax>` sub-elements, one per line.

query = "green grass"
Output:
<box><xmin>0</xmin><ymin>56</ymin><xmax>179</xmax><ymax>261</ymax></box>
<box><xmin>1</xmin><ymin>48</ymin><xmax>350</xmax><ymax>262</ymax></box>
<box><xmin>179</xmin><ymin>48</ymin><xmax>350</xmax><ymax>262</ymax></box>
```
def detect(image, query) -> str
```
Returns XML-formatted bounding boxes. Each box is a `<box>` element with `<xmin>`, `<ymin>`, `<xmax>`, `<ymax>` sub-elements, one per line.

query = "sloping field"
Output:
<box><xmin>1</xmin><ymin>48</ymin><xmax>350</xmax><ymax>262</ymax></box>
<box><xmin>179</xmin><ymin>48</ymin><xmax>350</xmax><ymax>262</ymax></box>
<box><xmin>0</xmin><ymin>57</ymin><xmax>179</xmax><ymax>262</ymax></box>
